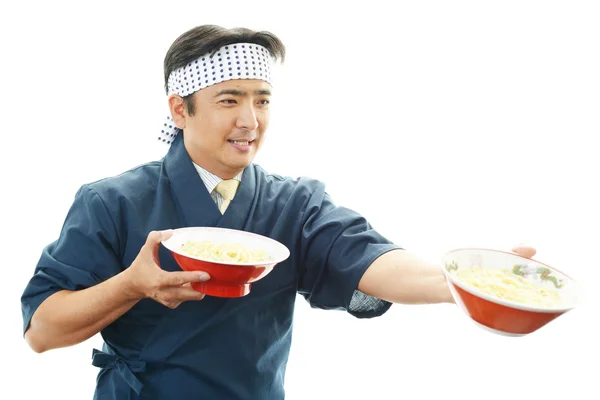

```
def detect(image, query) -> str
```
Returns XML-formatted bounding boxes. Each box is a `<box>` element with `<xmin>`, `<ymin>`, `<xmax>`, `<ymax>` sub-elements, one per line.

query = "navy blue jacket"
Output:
<box><xmin>21</xmin><ymin>134</ymin><xmax>400</xmax><ymax>399</ymax></box>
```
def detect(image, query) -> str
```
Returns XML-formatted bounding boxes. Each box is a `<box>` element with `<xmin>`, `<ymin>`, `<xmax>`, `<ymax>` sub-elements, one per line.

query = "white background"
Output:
<box><xmin>1</xmin><ymin>1</ymin><xmax>599</xmax><ymax>399</ymax></box>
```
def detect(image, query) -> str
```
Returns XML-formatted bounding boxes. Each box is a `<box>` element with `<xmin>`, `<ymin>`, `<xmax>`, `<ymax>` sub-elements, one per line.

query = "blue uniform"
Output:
<box><xmin>21</xmin><ymin>134</ymin><xmax>401</xmax><ymax>399</ymax></box>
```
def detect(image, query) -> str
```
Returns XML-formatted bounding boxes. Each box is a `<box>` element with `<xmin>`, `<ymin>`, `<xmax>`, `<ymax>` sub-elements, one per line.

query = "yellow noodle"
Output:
<box><xmin>455</xmin><ymin>266</ymin><xmax>561</xmax><ymax>308</ymax></box>
<box><xmin>180</xmin><ymin>240</ymin><xmax>270</xmax><ymax>263</ymax></box>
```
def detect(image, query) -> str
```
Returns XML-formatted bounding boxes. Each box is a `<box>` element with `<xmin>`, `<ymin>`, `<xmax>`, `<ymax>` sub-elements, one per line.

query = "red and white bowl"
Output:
<box><xmin>441</xmin><ymin>248</ymin><xmax>582</xmax><ymax>336</ymax></box>
<box><xmin>162</xmin><ymin>227</ymin><xmax>290</xmax><ymax>298</ymax></box>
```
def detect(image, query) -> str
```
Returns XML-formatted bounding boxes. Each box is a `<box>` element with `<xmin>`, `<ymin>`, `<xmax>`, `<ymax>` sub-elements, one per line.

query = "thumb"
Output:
<box><xmin>143</xmin><ymin>230</ymin><xmax>174</xmax><ymax>262</ymax></box>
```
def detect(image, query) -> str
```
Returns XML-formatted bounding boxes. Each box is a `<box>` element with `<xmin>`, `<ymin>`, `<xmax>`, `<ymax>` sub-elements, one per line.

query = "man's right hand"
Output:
<box><xmin>25</xmin><ymin>229</ymin><xmax>210</xmax><ymax>353</ymax></box>
<box><xmin>124</xmin><ymin>230</ymin><xmax>211</xmax><ymax>309</ymax></box>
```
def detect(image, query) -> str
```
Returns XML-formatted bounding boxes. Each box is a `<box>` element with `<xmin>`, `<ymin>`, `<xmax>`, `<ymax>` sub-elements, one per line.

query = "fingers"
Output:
<box><xmin>170</xmin><ymin>286</ymin><xmax>207</xmax><ymax>301</ymax></box>
<box><xmin>157</xmin><ymin>286</ymin><xmax>207</xmax><ymax>308</ymax></box>
<box><xmin>138</xmin><ymin>230</ymin><xmax>211</xmax><ymax>309</ymax></box>
<box><xmin>149</xmin><ymin>273</ymin><xmax>209</xmax><ymax>308</ymax></box>
<box><xmin>512</xmin><ymin>244</ymin><xmax>537</xmax><ymax>259</ymax></box>
<box><xmin>160</xmin><ymin>271</ymin><xmax>211</xmax><ymax>287</ymax></box>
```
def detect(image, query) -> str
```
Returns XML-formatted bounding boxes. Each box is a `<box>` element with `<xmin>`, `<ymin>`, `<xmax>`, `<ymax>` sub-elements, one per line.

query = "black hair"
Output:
<box><xmin>163</xmin><ymin>25</ymin><xmax>285</xmax><ymax>115</ymax></box>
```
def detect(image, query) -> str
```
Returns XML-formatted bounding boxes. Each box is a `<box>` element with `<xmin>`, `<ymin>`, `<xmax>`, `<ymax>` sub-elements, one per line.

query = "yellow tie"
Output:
<box><xmin>214</xmin><ymin>179</ymin><xmax>240</xmax><ymax>214</ymax></box>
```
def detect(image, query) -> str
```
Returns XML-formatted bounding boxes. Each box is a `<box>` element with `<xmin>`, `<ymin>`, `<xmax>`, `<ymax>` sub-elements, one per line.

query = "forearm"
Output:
<box><xmin>358</xmin><ymin>249</ymin><xmax>453</xmax><ymax>304</ymax></box>
<box><xmin>25</xmin><ymin>268</ymin><xmax>141</xmax><ymax>353</ymax></box>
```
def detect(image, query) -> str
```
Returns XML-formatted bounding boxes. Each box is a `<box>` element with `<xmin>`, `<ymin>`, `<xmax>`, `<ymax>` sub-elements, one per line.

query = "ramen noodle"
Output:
<box><xmin>180</xmin><ymin>240</ymin><xmax>270</xmax><ymax>263</ymax></box>
<box><xmin>455</xmin><ymin>266</ymin><xmax>561</xmax><ymax>308</ymax></box>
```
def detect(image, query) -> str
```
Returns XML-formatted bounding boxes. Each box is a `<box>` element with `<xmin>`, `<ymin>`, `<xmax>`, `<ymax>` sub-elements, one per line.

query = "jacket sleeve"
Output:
<box><xmin>297</xmin><ymin>182</ymin><xmax>402</xmax><ymax>318</ymax></box>
<box><xmin>21</xmin><ymin>185</ymin><xmax>124</xmax><ymax>334</ymax></box>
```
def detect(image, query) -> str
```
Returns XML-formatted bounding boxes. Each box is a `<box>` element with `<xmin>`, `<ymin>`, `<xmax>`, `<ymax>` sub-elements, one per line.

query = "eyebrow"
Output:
<box><xmin>213</xmin><ymin>89</ymin><xmax>272</xmax><ymax>97</ymax></box>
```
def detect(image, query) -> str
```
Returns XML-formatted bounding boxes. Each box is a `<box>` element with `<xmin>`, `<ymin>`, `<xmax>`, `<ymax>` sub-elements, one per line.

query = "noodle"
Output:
<box><xmin>455</xmin><ymin>266</ymin><xmax>561</xmax><ymax>308</ymax></box>
<box><xmin>180</xmin><ymin>240</ymin><xmax>270</xmax><ymax>263</ymax></box>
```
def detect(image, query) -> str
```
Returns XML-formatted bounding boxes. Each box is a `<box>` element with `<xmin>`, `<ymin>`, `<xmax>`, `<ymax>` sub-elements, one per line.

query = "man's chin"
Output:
<box><xmin>225</xmin><ymin>157</ymin><xmax>254</xmax><ymax>172</ymax></box>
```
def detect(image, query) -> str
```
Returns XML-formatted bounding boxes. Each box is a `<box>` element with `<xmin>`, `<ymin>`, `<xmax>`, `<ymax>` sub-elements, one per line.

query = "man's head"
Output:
<box><xmin>162</xmin><ymin>25</ymin><xmax>285</xmax><ymax>179</ymax></box>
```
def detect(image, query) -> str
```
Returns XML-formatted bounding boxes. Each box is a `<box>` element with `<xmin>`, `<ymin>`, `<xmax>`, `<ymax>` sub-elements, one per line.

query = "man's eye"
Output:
<box><xmin>220</xmin><ymin>99</ymin><xmax>237</xmax><ymax>104</ymax></box>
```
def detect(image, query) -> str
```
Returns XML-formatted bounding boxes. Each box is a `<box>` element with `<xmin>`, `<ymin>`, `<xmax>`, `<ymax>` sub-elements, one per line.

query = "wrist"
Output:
<box><xmin>439</xmin><ymin>277</ymin><xmax>455</xmax><ymax>303</ymax></box>
<box><xmin>118</xmin><ymin>268</ymin><xmax>146</xmax><ymax>302</ymax></box>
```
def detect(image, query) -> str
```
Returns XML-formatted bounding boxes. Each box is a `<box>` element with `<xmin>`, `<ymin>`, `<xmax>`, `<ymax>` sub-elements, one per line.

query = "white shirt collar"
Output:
<box><xmin>192</xmin><ymin>163</ymin><xmax>244</xmax><ymax>195</ymax></box>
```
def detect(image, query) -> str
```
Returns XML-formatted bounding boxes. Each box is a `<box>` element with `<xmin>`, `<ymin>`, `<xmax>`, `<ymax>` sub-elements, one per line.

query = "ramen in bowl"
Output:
<box><xmin>441</xmin><ymin>248</ymin><xmax>581</xmax><ymax>336</ymax></box>
<box><xmin>162</xmin><ymin>227</ymin><xmax>290</xmax><ymax>298</ymax></box>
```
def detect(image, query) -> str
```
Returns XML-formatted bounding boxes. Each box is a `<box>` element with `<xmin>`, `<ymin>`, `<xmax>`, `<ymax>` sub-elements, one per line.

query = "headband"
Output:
<box><xmin>159</xmin><ymin>43</ymin><xmax>274</xmax><ymax>144</ymax></box>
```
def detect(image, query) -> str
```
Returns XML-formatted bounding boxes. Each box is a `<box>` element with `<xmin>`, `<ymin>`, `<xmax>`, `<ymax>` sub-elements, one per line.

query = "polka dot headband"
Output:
<box><xmin>159</xmin><ymin>42</ymin><xmax>274</xmax><ymax>144</ymax></box>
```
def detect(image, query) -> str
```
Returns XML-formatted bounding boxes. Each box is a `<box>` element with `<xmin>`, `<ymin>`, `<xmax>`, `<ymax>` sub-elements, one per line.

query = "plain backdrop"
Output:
<box><xmin>1</xmin><ymin>1</ymin><xmax>599</xmax><ymax>399</ymax></box>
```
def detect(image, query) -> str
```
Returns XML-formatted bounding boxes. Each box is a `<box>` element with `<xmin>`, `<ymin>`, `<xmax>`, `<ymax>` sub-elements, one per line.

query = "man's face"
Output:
<box><xmin>174</xmin><ymin>79</ymin><xmax>272</xmax><ymax>179</ymax></box>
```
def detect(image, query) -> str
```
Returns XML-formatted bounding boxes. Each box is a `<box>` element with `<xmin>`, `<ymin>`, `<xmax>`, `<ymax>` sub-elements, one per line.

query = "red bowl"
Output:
<box><xmin>161</xmin><ymin>227</ymin><xmax>290</xmax><ymax>298</ymax></box>
<box><xmin>441</xmin><ymin>248</ymin><xmax>581</xmax><ymax>336</ymax></box>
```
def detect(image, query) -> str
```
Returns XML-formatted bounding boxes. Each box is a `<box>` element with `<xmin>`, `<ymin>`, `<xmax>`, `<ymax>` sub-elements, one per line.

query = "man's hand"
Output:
<box><xmin>124</xmin><ymin>230</ymin><xmax>211</xmax><ymax>309</ymax></box>
<box><xmin>511</xmin><ymin>243</ymin><xmax>537</xmax><ymax>259</ymax></box>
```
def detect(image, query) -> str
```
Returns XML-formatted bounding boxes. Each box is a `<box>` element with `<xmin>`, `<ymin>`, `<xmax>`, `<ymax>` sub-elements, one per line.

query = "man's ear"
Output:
<box><xmin>168</xmin><ymin>94</ymin><xmax>187</xmax><ymax>129</ymax></box>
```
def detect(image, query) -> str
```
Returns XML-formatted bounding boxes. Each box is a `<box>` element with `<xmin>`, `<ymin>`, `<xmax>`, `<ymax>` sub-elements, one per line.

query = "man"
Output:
<box><xmin>21</xmin><ymin>25</ymin><xmax>535</xmax><ymax>399</ymax></box>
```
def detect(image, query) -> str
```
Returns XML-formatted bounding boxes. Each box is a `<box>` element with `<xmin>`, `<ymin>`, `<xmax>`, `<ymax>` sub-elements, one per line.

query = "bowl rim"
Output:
<box><xmin>441</xmin><ymin>247</ymin><xmax>581</xmax><ymax>313</ymax></box>
<box><xmin>161</xmin><ymin>226</ymin><xmax>291</xmax><ymax>267</ymax></box>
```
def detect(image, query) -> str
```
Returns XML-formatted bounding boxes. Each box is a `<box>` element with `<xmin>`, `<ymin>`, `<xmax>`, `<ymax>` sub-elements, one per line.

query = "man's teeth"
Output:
<box><xmin>232</xmin><ymin>140</ymin><xmax>250</xmax><ymax>145</ymax></box>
